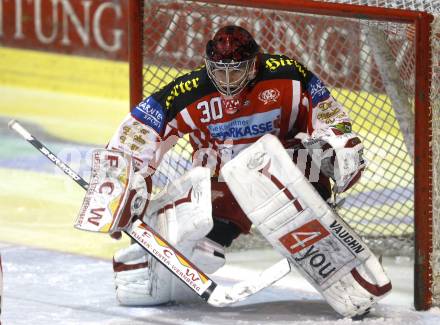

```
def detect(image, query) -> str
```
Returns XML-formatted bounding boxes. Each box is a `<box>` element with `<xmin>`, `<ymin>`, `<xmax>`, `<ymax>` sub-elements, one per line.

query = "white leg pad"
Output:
<box><xmin>114</xmin><ymin>243</ymin><xmax>172</xmax><ymax>306</ymax></box>
<box><xmin>114</xmin><ymin>167</ymin><xmax>216</xmax><ymax>306</ymax></box>
<box><xmin>170</xmin><ymin>237</ymin><xmax>226</xmax><ymax>303</ymax></box>
<box><xmin>221</xmin><ymin>134</ymin><xmax>391</xmax><ymax>317</ymax></box>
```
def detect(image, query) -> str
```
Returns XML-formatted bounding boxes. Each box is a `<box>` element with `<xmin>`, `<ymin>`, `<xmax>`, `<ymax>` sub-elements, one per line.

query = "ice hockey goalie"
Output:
<box><xmin>81</xmin><ymin>25</ymin><xmax>391</xmax><ymax>317</ymax></box>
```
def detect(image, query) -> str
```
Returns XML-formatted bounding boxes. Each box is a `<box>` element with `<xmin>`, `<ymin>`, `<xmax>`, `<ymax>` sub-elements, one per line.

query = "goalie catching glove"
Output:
<box><xmin>221</xmin><ymin>134</ymin><xmax>391</xmax><ymax>318</ymax></box>
<box><xmin>302</xmin><ymin>126</ymin><xmax>366</xmax><ymax>193</ymax></box>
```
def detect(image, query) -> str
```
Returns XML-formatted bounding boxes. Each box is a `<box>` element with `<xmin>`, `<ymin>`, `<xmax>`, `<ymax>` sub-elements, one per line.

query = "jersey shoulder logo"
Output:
<box><xmin>258</xmin><ymin>88</ymin><xmax>280</xmax><ymax>104</ymax></box>
<box><xmin>307</xmin><ymin>75</ymin><xmax>330</xmax><ymax>106</ymax></box>
<box><xmin>131</xmin><ymin>97</ymin><xmax>165</xmax><ymax>134</ymax></box>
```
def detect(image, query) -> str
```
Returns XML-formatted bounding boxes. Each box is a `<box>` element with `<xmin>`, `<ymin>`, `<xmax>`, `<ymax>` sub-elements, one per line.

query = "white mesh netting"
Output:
<box><xmin>318</xmin><ymin>0</ymin><xmax>439</xmax><ymax>12</ymax></box>
<box><xmin>139</xmin><ymin>0</ymin><xmax>439</xmax><ymax>304</ymax></box>
<box><xmin>318</xmin><ymin>0</ymin><xmax>440</xmax><ymax>305</ymax></box>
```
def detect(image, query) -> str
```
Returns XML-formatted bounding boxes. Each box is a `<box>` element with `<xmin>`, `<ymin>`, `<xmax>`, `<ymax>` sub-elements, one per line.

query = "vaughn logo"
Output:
<box><xmin>246</xmin><ymin>152</ymin><xmax>268</xmax><ymax>170</ymax></box>
<box><xmin>279</xmin><ymin>219</ymin><xmax>330</xmax><ymax>254</ymax></box>
<box><xmin>258</xmin><ymin>88</ymin><xmax>280</xmax><ymax>104</ymax></box>
<box><xmin>329</xmin><ymin>220</ymin><xmax>365</xmax><ymax>254</ymax></box>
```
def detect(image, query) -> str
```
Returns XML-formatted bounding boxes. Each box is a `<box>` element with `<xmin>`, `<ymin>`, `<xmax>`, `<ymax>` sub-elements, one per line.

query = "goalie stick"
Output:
<box><xmin>8</xmin><ymin>119</ymin><xmax>291</xmax><ymax>307</ymax></box>
<box><xmin>0</xmin><ymin>253</ymin><xmax>2</xmax><ymax>325</ymax></box>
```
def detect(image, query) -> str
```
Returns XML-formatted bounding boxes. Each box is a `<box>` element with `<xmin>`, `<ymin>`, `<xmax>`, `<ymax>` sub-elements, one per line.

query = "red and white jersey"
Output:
<box><xmin>108</xmin><ymin>53</ymin><xmax>352</xmax><ymax>176</ymax></box>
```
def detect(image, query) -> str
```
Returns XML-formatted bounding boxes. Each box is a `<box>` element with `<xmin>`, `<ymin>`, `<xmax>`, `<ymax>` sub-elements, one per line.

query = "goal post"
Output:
<box><xmin>128</xmin><ymin>0</ymin><xmax>439</xmax><ymax>310</ymax></box>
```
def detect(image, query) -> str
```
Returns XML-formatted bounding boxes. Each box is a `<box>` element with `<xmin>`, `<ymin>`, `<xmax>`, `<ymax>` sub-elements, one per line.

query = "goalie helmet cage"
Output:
<box><xmin>128</xmin><ymin>0</ymin><xmax>439</xmax><ymax>310</ymax></box>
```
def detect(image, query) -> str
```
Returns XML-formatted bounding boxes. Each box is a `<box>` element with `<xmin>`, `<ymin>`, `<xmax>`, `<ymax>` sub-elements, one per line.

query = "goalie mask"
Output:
<box><xmin>205</xmin><ymin>25</ymin><xmax>259</xmax><ymax>102</ymax></box>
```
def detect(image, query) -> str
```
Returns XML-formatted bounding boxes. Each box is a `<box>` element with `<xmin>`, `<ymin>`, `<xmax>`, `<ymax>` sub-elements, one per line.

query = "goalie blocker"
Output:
<box><xmin>221</xmin><ymin>134</ymin><xmax>392</xmax><ymax>317</ymax></box>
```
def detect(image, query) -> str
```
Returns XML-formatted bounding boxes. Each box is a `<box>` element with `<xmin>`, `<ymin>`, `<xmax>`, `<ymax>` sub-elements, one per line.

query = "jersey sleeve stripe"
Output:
<box><xmin>180</xmin><ymin>107</ymin><xmax>198</xmax><ymax>130</ymax></box>
<box><xmin>288</xmin><ymin>80</ymin><xmax>301</xmax><ymax>133</ymax></box>
<box><xmin>189</xmin><ymin>133</ymin><xmax>203</xmax><ymax>147</ymax></box>
<box><xmin>198</xmin><ymin>129</ymin><xmax>206</xmax><ymax>141</ymax></box>
<box><xmin>163</xmin><ymin>118</ymin><xmax>179</xmax><ymax>138</ymax></box>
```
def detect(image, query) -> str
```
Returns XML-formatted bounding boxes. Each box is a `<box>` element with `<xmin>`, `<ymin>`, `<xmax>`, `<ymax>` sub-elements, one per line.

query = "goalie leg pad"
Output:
<box><xmin>145</xmin><ymin>166</ymin><xmax>214</xmax><ymax>255</ymax></box>
<box><xmin>114</xmin><ymin>238</ymin><xmax>225</xmax><ymax>306</ymax></box>
<box><xmin>114</xmin><ymin>167</ymin><xmax>218</xmax><ymax>306</ymax></box>
<box><xmin>170</xmin><ymin>237</ymin><xmax>226</xmax><ymax>303</ymax></box>
<box><xmin>114</xmin><ymin>243</ymin><xmax>172</xmax><ymax>306</ymax></box>
<box><xmin>221</xmin><ymin>134</ymin><xmax>391</xmax><ymax>317</ymax></box>
<box><xmin>323</xmin><ymin>255</ymin><xmax>392</xmax><ymax>317</ymax></box>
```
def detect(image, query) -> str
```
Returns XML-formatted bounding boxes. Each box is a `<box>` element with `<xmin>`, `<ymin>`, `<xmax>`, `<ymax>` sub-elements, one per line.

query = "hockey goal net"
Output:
<box><xmin>128</xmin><ymin>0</ymin><xmax>439</xmax><ymax>310</ymax></box>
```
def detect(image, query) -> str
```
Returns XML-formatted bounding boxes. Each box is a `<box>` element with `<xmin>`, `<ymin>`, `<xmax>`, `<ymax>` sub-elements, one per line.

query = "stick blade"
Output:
<box><xmin>207</xmin><ymin>258</ymin><xmax>291</xmax><ymax>307</ymax></box>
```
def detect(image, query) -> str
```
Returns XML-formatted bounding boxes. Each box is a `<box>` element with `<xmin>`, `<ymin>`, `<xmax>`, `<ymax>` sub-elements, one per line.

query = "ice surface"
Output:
<box><xmin>1</xmin><ymin>243</ymin><xmax>440</xmax><ymax>325</ymax></box>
